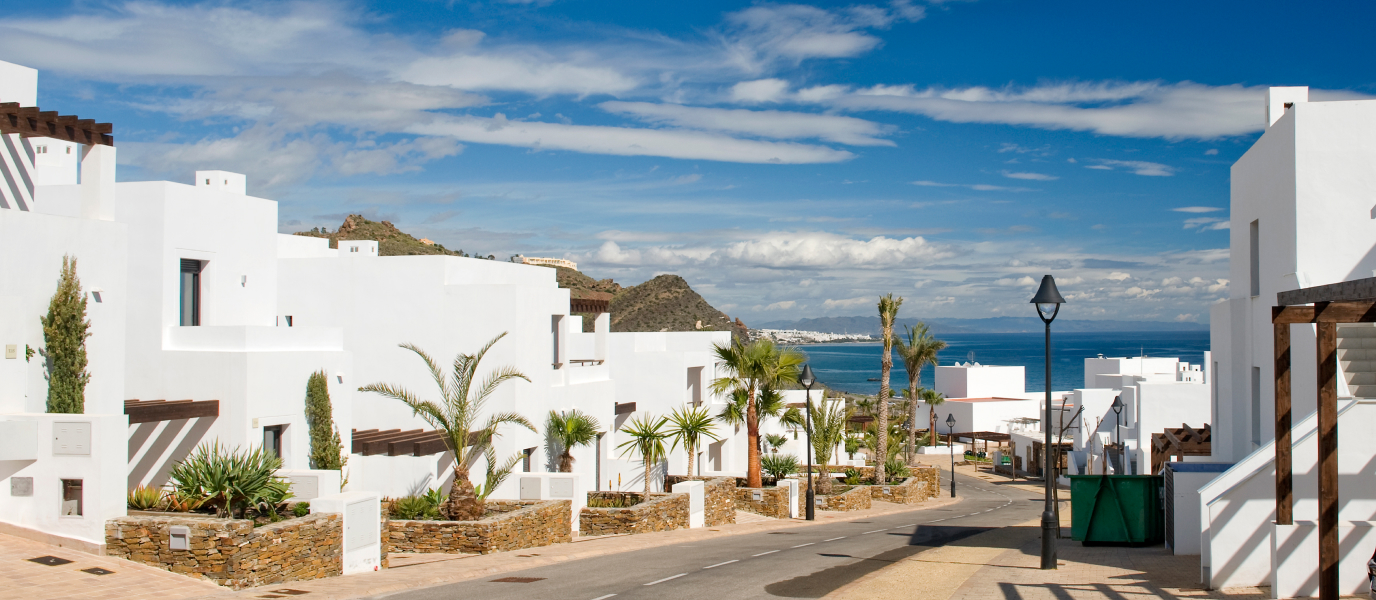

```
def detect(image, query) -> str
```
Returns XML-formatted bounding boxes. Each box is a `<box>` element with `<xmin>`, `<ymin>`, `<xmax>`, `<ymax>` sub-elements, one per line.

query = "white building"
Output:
<box><xmin>0</xmin><ymin>60</ymin><xmax>744</xmax><ymax>550</ymax></box>
<box><xmin>1203</xmin><ymin>87</ymin><xmax>1376</xmax><ymax>596</ymax></box>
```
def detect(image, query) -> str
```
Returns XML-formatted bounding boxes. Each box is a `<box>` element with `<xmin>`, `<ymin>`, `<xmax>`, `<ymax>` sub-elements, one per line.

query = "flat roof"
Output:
<box><xmin>947</xmin><ymin>397</ymin><xmax>1029</xmax><ymax>403</ymax></box>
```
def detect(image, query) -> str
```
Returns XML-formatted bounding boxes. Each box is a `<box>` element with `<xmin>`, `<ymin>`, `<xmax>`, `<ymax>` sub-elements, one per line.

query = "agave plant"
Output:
<box><xmin>393</xmin><ymin>495</ymin><xmax>441</xmax><ymax>520</ymax></box>
<box><xmin>884</xmin><ymin>456</ymin><xmax>911</xmax><ymax>481</ymax></box>
<box><xmin>127</xmin><ymin>485</ymin><xmax>162</xmax><ymax>510</ymax></box>
<box><xmin>168</xmin><ymin>441</ymin><xmax>291</xmax><ymax>519</ymax></box>
<box><xmin>761</xmin><ymin>453</ymin><xmax>799</xmax><ymax>479</ymax></box>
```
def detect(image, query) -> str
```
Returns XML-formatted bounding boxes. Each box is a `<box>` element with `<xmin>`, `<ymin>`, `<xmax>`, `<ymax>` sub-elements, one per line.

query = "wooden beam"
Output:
<box><xmin>125</xmin><ymin>399</ymin><xmax>218</xmax><ymax>424</ymax></box>
<box><xmin>1278</xmin><ymin>276</ymin><xmax>1376</xmax><ymax>306</ymax></box>
<box><xmin>1317</xmin><ymin>321</ymin><xmax>1339</xmax><ymax>600</ymax></box>
<box><xmin>361</xmin><ymin>429</ymin><xmax>423</xmax><ymax>455</ymax></box>
<box><xmin>1273</xmin><ymin>301</ymin><xmax>1376</xmax><ymax>324</ymax></box>
<box><xmin>615</xmin><ymin>402</ymin><xmax>636</xmax><ymax>415</ymax></box>
<box><xmin>1275</xmin><ymin>322</ymin><xmax>1293</xmax><ymax>525</ymax></box>
<box><xmin>0</xmin><ymin>102</ymin><xmax>115</xmax><ymax>146</ymax></box>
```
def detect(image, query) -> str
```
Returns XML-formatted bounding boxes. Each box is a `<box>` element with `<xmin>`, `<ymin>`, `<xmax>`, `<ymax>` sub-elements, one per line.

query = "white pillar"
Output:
<box><xmin>79</xmin><ymin>144</ymin><xmax>116</xmax><ymax>221</ymax></box>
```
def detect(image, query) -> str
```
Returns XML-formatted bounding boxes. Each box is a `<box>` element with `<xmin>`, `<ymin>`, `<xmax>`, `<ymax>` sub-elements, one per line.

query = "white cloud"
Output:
<box><xmin>912</xmin><ymin>180</ymin><xmax>1035</xmax><ymax>192</ymax></box>
<box><xmin>720</xmin><ymin>3</ymin><xmax>923</xmax><ymax>73</ymax></box>
<box><xmin>1173</xmin><ymin>206</ymin><xmax>1223</xmax><ymax>213</ymax></box>
<box><xmin>816</xmin><ymin>80</ymin><xmax>1372</xmax><ymax>139</ymax></box>
<box><xmin>823</xmin><ymin>296</ymin><xmax>871</xmax><ymax>309</ymax></box>
<box><xmin>400</xmin><ymin>54</ymin><xmax>638</xmax><ymax>96</ymax></box>
<box><xmin>1205</xmin><ymin>149</ymin><xmax>1219</xmax><ymax>155</ymax></box>
<box><xmin>671</xmin><ymin>174</ymin><xmax>703</xmax><ymax>185</ymax></box>
<box><xmin>730</xmin><ymin>79</ymin><xmax>792</xmax><ymax>103</ymax></box>
<box><xmin>1088</xmin><ymin>159</ymin><xmax>1175</xmax><ymax>176</ymax></box>
<box><xmin>1001</xmin><ymin>170</ymin><xmax>1058</xmax><ymax>181</ymax></box>
<box><xmin>414</xmin><ymin>113</ymin><xmax>854</xmax><ymax>163</ymax></box>
<box><xmin>1105</xmin><ymin>272</ymin><xmax>1132</xmax><ymax>281</ymax></box>
<box><xmin>1183</xmin><ymin>217</ymin><xmax>1230</xmax><ymax>231</ymax></box>
<box><xmin>600</xmin><ymin>101</ymin><xmax>895</xmax><ymax>146</ymax></box>
<box><xmin>994</xmin><ymin>276</ymin><xmax>1038</xmax><ymax>286</ymax></box>
<box><xmin>765</xmin><ymin>300</ymin><xmax>798</xmax><ymax>310</ymax></box>
<box><xmin>580</xmin><ymin>232</ymin><xmax>951</xmax><ymax>269</ymax></box>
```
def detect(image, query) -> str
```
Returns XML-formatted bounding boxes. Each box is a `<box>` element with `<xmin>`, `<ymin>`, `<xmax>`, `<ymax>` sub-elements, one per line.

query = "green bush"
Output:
<box><xmin>761</xmin><ymin>453</ymin><xmax>800</xmax><ymax>479</ymax></box>
<box><xmin>884</xmin><ymin>457</ymin><xmax>911</xmax><ymax>481</ymax></box>
<box><xmin>127</xmin><ymin>485</ymin><xmax>162</xmax><ymax>510</ymax></box>
<box><xmin>41</xmin><ymin>255</ymin><xmax>91</xmax><ymax>414</ymax></box>
<box><xmin>305</xmin><ymin>370</ymin><xmax>345</xmax><ymax>472</ymax></box>
<box><xmin>392</xmin><ymin>495</ymin><xmax>441</xmax><ymax>520</ymax></box>
<box><xmin>843</xmin><ymin>467</ymin><xmax>863</xmax><ymax>486</ymax></box>
<box><xmin>168</xmin><ymin>441</ymin><xmax>292</xmax><ymax>518</ymax></box>
<box><xmin>293</xmin><ymin>502</ymin><xmax>311</xmax><ymax>518</ymax></box>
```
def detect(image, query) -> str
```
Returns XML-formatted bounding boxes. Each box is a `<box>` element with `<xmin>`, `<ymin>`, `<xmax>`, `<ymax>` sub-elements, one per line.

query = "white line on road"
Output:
<box><xmin>703</xmin><ymin>560</ymin><xmax>738</xmax><ymax>569</ymax></box>
<box><xmin>862</xmin><ymin>529</ymin><xmax>887</xmax><ymax>534</ymax></box>
<box><xmin>792</xmin><ymin>543</ymin><xmax>815</xmax><ymax>548</ymax></box>
<box><xmin>896</xmin><ymin>524</ymin><xmax>916</xmax><ymax>528</ymax></box>
<box><xmin>590</xmin><ymin>595</ymin><xmax>616</xmax><ymax>600</ymax></box>
<box><xmin>644</xmin><ymin>573</ymin><xmax>687</xmax><ymax>586</ymax></box>
<box><xmin>824</xmin><ymin>537</ymin><xmax>846</xmax><ymax>541</ymax></box>
<box><xmin>753</xmin><ymin>550</ymin><xmax>780</xmax><ymax>556</ymax></box>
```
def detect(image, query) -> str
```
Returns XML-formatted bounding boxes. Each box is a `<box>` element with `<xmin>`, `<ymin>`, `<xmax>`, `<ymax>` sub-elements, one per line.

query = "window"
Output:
<box><xmin>1249</xmin><ymin>220</ymin><xmax>1260</xmax><ymax>296</ymax></box>
<box><xmin>522</xmin><ymin>447</ymin><xmax>535</xmax><ymax>472</ymax></box>
<box><xmin>264</xmin><ymin>425</ymin><xmax>284</xmax><ymax>458</ymax></box>
<box><xmin>61</xmin><ymin>479</ymin><xmax>83</xmax><ymax>516</ymax></box>
<box><xmin>1251</xmin><ymin>366</ymin><xmax>1262</xmax><ymax>447</ymax></box>
<box><xmin>179</xmin><ymin>259</ymin><xmax>203</xmax><ymax>326</ymax></box>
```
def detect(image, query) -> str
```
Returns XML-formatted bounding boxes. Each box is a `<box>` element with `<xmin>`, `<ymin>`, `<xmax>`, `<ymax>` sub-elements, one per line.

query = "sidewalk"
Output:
<box><xmin>0</xmin><ymin>530</ymin><xmax>230</xmax><ymax>600</ymax></box>
<box><xmin>195</xmin><ymin>495</ymin><xmax>960</xmax><ymax>600</ymax></box>
<box><xmin>826</xmin><ymin>515</ymin><xmax>1268</xmax><ymax>600</ymax></box>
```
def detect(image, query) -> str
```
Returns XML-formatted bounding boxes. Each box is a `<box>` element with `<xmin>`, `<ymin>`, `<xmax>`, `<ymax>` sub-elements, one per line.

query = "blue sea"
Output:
<box><xmin>799</xmin><ymin>331</ymin><xmax>1211</xmax><ymax>395</ymax></box>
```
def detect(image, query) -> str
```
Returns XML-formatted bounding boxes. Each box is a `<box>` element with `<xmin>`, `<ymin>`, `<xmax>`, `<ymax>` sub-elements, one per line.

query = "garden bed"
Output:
<box><xmin>804</xmin><ymin>484</ymin><xmax>873</xmax><ymax>512</ymax></box>
<box><xmin>663</xmin><ymin>476</ymin><xmax>737</xmax><ymax>526</ymax></box>
<box><xmin>106</xmin><ymin>513</ymin><xmax>342</xmax><ymax>589</ymax></box>
<box><xmin>386</xmin><ymin>499</ymin><xmax>571</xmax><ymax>554</ymax></box>
<box><xmin>866</xmin><ymin>477</ymin><xmax>927</xmax><ymax>505</ymax></box>
<box><xmin>735</xmin><ymin>485</ymin><xmax>791</xmax><ymax>519</ymax></box>
<box><xmin>580</xmin><ymin>492</ymin><xmax>689</xmax><ymax>536</ymax></box>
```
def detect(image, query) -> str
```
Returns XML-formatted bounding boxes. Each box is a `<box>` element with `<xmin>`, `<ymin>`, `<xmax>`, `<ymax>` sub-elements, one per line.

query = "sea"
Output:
<box><xmin>798</xmin><ymin>330</ymin><xmax>1211</xmax><ymax>395</ymax></box>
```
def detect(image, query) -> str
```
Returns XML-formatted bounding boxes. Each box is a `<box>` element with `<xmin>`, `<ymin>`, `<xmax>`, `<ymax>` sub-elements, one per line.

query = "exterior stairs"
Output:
<box><xmin>1337</xmin><ymin>324</ymin><xmax>1376</xmax><ymax>398</ymax></box>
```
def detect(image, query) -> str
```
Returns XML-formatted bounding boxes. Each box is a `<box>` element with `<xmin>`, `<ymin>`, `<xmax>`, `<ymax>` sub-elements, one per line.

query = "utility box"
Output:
<box><xmin>1068</xmin><ymin>475</ymin><xmax>1164</xmax><ymax>545</ymax></box>
<box><xmin>312</xmin><ymin>491</ymin><xmax>382</xmax><ymax>575</ymax></box>
<box><xmin>1163</xmin><ymin>463</ymin><xmax>1232</xmax><ymax>555</ymax></box>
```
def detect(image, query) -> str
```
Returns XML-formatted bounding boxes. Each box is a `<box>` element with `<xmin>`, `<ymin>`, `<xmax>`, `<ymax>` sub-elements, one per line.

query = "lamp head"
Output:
<box><xmin>799</xmin><ymin>364</ymin><xmax>815</xmax><ymax>389</ymax></box>
<box><xmin>1112</xmin><ymin>395</ymin><xmax>1123</xmax><ymax>415</ymax></box>
<box><xmin>945</xmin><ymin>413</ymin><xmax>956</xmax><ymax>429</ymax></box>
<box><xmin>1029</xmin><ymin>274</ymin><xmax>1066</xmax><ymax>323</ymax></box>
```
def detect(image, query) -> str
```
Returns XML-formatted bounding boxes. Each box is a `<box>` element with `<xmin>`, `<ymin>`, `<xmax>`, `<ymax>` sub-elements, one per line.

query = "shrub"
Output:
<box><xmin>587</xmin><ymin>493</ymin><xmax>641</xmax><ymax>508</ymax></box>
<box><xmin>127</xmin><ymin>485</ymin><xmax>162</xmax><ymax>510</ymax></box>
<box><xmin>761</xmin><ymin>453</ymin><xmax>799</xmax><ymax>479</ymax></box>
<box><xmin>305</xmin><ymin>370</ymin><xmax>345</xmax><ymax>472</ymax></box>
<box><xmin>168</xmin><ymin>441</ymin><xmax>292</xmax><ymax>518</ymax></box>
<box><xmin>884</xmin><ymin>457</ymin><xmax>910</xmax><ymax>481</ymax></box>
<box><xmin>842</xmin><ymin>467</ymin><xmax>863</xmax><ymax>486</ymax></box>
<box><xmin>41</xmin><ymin>255</ymin><xmax>91</xmax><ymax>414</ymax></box>
<box><xmin>293</xmin><ymin>502</ymin><xmax>311</xmax><ymax>518</ymax></box>
<box><xmin>392</xmin><ymin>495</ymin><xmax>441</xmax><ymax>520</ymax></box>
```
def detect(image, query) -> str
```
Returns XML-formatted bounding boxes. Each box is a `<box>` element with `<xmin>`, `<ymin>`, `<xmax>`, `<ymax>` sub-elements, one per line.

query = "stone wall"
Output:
<box><xmin>911</xmin><ymin>465</ymin><xmax>940</xmax><ymax>500</ymax></box>
<box><xmin>105</xmin><ymin>513</ymin><xmax>342</xmax><ymax>589</ymax></box>
<box><xmin>867</xmin><ymin>477</ymin><xmax>926</xmax><ymax>505</ymax></box>
<box><xmin>386</xmin><ymin>500</ymin><xmax>571</xmax><ymax>555</ymax></box>
<box><xmin>735</xmin><ymin>486</ymin><xmax>790</xmax><ymax>520</ymax></box>
<box><xmin>665</xmin><ymin>476</ymin><xmax>736</xmax><ymax>526</ymax></box>
<box><xmin>807</xmin><ymin>484</ymin><xmax>873</xmax><ymax>512</ymax></box>
<box><xmin>580</xmin><ymin>492</ymin><xmax>689</xmax><ymax>536</ymax></box>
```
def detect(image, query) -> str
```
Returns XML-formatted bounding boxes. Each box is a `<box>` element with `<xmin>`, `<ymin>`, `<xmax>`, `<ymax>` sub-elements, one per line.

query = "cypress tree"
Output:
<box><xmin>305</xmin><ymin>370</ymin><xmax>344</xmax><ymax>470</ymax></box>
<box><xmin>41</xmin><ymin>255</ymin><xmax>91</xmax><ymax>414</ymax></box>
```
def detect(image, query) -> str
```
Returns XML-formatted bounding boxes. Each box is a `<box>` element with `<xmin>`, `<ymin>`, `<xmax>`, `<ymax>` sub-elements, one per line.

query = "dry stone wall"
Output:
<box><xmin>386</xmin><ymin>500</ymin><xmax>571</xmax><ymax>554</ymax></box>
<box><xmin>665</xmin><ymin>476</ymin><xmax>736</xmax><ymax>526</ymax></box>
<box><xmin>105</xmin><ymin>513</ymin><xmax>342</xmax><ymax>589</ymax></box>
<box><xmin>808</xmin><ymin>485</ymin><xmax>872</xmax><ymax>512</ymax></box>
<box><xmin>912</xmin><ymin>466</ymin><xmax>940</xmax><ymax>500</ymax></box>
<box><xmin>735</xmin><ymin>486</ymin><xmax>790</xmax><ymax>519</ymax></box>
<box><xmin>867</xmin><ymin>477</ymin><xmax>926</xmax><ymax>505</ymax></box>
<box><xmin>580</xmin><ymin>492</ymin><xmax>689</xmax><ymax>536</ymax></box>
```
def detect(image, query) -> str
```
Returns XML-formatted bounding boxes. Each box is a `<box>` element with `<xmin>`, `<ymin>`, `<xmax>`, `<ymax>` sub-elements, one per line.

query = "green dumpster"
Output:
<box><xmin>1067</xmin><ymin>475</ymin><xmax>1164</xmax><ymax>545</ymax></box>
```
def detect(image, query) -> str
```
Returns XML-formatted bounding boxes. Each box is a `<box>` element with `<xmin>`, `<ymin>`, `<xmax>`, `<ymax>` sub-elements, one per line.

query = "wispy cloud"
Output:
<box><xmin>1086</xmin><ymin>159</ymin><xmax>1174</xmax><ymax>176</ymax></box>
<box><xmin>600</xmin><ymin>101</ymin><xmax>896</xmax><ymax>146</ymax></box>
<box><xmin>912</xmin><ymin>180</ymin><xmax>1035</xmax><ymax>192</ymax></box>
<box><xmin>1172</xmin><ymin>206</ymin><xmax>1223</xmax><ymax>213</ymax></box>
<box><xmin>1001</xmin><ymin>170</ymin><xmax>1058</xmax><ymax>181</ymax></box>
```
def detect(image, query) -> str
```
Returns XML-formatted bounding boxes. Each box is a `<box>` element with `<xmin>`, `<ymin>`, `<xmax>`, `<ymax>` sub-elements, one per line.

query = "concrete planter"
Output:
<box><xmin>808</xmin><ymin>484</ymin><xmax>873</xmax><ymax>512</ymax></box>
<box><xmin>580</xmin><ymin>492</ymin><xmax>689</xmax><ymax>536</ymax></box>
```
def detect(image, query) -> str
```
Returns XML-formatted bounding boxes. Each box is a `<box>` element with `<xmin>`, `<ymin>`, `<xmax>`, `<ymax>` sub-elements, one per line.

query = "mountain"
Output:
<box><xmin>754</xmin><ymin>316</ymin><xmax>1208</xmax><ymax>335</ymax></box>
<box><xmin>295</xmin><ymin>214</ymin><xmax>480</xmax><ymax>257</ymax></box>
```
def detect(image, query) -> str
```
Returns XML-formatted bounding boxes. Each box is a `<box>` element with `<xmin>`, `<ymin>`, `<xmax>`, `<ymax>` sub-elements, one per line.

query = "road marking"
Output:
<box><xmin>591</xmin><ymin>595</ymin><xmax>616</xmax><ymax>600</ymax></box>
<box><xmin>824</xmin><ymin>536</ymin><xmax>846</xmax><ymax>541</ymax></box>
<box><xmin>644</xmin><ymin>573</ymin><xmax>687</xmax><ymax>586</ymax></box>
<box><xmin>896</xmin><ymin>524</ymin><xmax>916</xmax><ymax>528</ymax></box>
<box><xmin>703</xmin><ymin>560</ymin><xmax>738</xmax><ymax>569</ymax></box>
<box><xmin>753</xmin><ymin>550</ymin><xmax>780</xmax><ymax>556</ymax></box>
<box><xmin>792</xmin><ymin>542</ymin><xmax>815</xmax><ymax>548</ymax></box>
<box><xmin>862</xmin><ymin>529</ymin><xmax>887</xmax><ymax>534</ymax></box>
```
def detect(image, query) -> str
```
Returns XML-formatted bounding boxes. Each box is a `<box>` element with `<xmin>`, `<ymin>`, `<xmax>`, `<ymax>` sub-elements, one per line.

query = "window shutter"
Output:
<box><xmin>180</xmin><ymin>259</ymin><xmax>202</xmax><ymax>273</ymax></box>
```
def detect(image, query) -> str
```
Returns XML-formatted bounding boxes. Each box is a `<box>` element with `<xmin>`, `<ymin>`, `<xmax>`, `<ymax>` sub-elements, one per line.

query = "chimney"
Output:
<box><xmin>1266</xmin><ymin>86</ymin><xmax>1309</xmax><ymax>127</ymax></box>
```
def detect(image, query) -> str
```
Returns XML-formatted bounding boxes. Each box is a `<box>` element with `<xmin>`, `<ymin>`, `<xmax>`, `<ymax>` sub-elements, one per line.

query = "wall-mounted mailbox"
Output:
<box><xmin>4</xmin><ymin>344</ymin><xmax>15</xmax><ymax>359</ymax></box>
<box><xmin>53</xmin><ymin>422</ymin><xmax>91</xmax><ymax>455</ymax></box>
<box><xmin>520</xmin><ymin>477</ymin><xmax>541</xmax><ymax>500</ymax></box>
<box><xmin>169</xmin><ymin>526</ymin><xmax>190</xmax><ymax>551</ymax></box>
<box><xmin>549</xmin><ymin>478</ymin><xmax>574</xmax><ymax>499</ymax></box>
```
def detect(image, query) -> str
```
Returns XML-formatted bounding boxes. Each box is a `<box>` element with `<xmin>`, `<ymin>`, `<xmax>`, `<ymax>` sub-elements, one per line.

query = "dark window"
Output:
<box><xmin>1249</xmin><ymin>220</ymin><xmax>1260</xmax><ymax>297</ymax></box>
<box><xmin>264</xmin><ymin>425</ymin><xmax>283</xmax><ymax>458</ymax></box>
<box><xmin>522</xmin><ymin>447</ymin><xmax>535</xmax><ymax>472</ymax></box>
<box><xmin>179</xmin><ymin>259</ymin><xmax>202</xmax><ymax>326</ymax></box>
<box><xmin>61</xmin><ymin>479</ymin><xmax>82</xmax><ymax>516</ymax></box>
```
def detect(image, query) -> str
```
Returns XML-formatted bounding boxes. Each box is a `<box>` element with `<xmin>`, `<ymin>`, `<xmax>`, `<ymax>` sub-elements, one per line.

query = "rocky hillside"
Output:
<box><xmin>294</xmin><ymin>214</ymin><xmax>484</xmax><ymax>257</ymax></box>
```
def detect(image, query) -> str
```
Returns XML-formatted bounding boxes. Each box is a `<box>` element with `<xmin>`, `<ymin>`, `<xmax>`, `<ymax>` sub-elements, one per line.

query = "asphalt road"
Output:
<box><xmin>375</xmin><ymin>470</ymin><xmax>1049</xmax><ymax>600</ymax></box>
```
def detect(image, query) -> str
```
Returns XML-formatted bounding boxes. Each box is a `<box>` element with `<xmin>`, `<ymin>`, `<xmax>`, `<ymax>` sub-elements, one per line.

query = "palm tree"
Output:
<box><xmin>921</xmin><ymin>388</ymin><xmax>947</xmax><ymax>446</ymax></box>
<box><xmin>894</xmin><ymin>322</ymin><xmax>946</xmax><ymax>460</ymax></box>
<box><xmin>547</xmin><ymin>409</ymin><xmax>600</xmax><ymax>472</ymax></box>
<box><xmin>358</xmin><ymin>333</ymin><xmax>534</xmax><ymax>521</ymax></box>
<box><xmin>709</xmin><ymin>339</ymin><xmax>805</xmax><ymax>488</ymax></box>
<box><xmin>617</xmin><ymin>414</ymin><xmax>670</xmax><ymax>494</ymax></box>
<box><xmin>875</xmin><ymin>293</ymin><xmax>904</xmax><ymax>484</ymax></box>
<box><xmin>666</xmin><ymin>405</ymin><xmax>720</xmax><ymax>476</ymax></box>
<box><xmin>808</xmin><ymin>396</ymin><xmax>852</xmax><ymax>495</ymax></box>
<box><xmin>764</xmin><ymin>433</ymin><xmax>789</xmax><ymax>453</ymax></box>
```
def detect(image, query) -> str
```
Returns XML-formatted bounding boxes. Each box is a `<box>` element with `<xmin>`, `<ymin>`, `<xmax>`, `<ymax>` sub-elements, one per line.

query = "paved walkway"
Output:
<box><xmin>0</xmin><ymin>531</ymin><xmax>229</xmax><ymax>600</ymax></box>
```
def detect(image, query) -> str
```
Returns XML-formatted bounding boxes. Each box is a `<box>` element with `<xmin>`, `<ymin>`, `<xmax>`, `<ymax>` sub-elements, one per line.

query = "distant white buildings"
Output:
<box><xmin>752</xmin><ymin>329</ymin><xmax>874</xmax><ymax>344</ymax></box>
<box><xmin>509</xmin><ymin>254</ymin><xmax>577</xmax><ymax>270</ymax></box>
<box><xmin>0</xmin><ymin>60</ymin><xmax>743</xmax><ymax>550</ymax></box>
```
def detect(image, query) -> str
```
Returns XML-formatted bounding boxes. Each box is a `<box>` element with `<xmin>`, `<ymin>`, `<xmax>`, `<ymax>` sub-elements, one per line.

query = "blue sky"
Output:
<box><xmin>4</xmin><ymin>0</ymin><xmax>1372</xmax><ymax>325</ymax></box>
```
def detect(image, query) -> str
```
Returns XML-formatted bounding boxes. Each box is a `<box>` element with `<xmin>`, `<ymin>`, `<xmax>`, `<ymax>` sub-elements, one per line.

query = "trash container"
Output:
<box><xmin>1068</xmin><ymin>474</ymin><xmax>1164</xmax><ymax>545</ymax></box>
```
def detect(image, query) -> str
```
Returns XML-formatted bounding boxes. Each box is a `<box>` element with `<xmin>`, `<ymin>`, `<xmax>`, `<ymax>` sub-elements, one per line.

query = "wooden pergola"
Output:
<box><xmin>1</xmin><ymin>103</ymin><xmax>114</xmax><ymax>146</ymax></box>
<box><xmin>1149</xmin><ymin>423</ymin><xmax>1211</xmax><ymax>475</ymax></box>
<box><xmin>124</xmin><ymin>399</ymin><xmax>219</xmax><ymax>424</ymax></box>
<box><xmin>1272</xmin><ymin>278</ymin><xmax>1376</xmax><ymax>600</ymax></box>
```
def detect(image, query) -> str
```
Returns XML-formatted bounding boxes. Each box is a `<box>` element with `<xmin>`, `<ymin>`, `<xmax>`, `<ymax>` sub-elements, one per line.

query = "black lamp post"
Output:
<box><xmin>1031</xmin><ymin>274</ymin><xmax>1065</xmax><ymax>571</ymax></box>
<box><xmin>800</xmin><ymin>364</ymin><xmax>816</xmax><ymax>521</ymax></box>
<box><xmin>946</xmin><ymin>413</ymin><xmax>957</xmax><ymax>498</ymax></box>
<box><xmin>1111</xmin><ymin>395</ymin><xmax>1124</xmax><ymax>474</ymax></box>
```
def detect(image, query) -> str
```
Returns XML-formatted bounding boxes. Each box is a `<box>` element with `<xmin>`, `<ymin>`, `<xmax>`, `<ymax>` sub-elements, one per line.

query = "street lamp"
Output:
<box><xmin>1111</xmin><ymin>395</ymin><xmax>1124</xmax><ymax>475</ymax></box>
<box><xmin>946</xmin><ymin>413</ymin><xmax>957</xmax><ymax>498</ymax></box>
<box><xmin>1030</xmin><ymin>274</ymin><xmax>1065</xmax><ymax>571</ymax></box>
<box><xmin>800</xmin><ymin>364</ymin><xmax>817</xmax><ymax>521</ymax></box>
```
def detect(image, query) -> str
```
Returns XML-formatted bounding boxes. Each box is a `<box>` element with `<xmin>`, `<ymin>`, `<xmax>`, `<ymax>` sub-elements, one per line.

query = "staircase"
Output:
<box><xmin>1337</xmin><ymin>324</ymin><xmax>1376</xmax><ymax>398</ymax></box>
